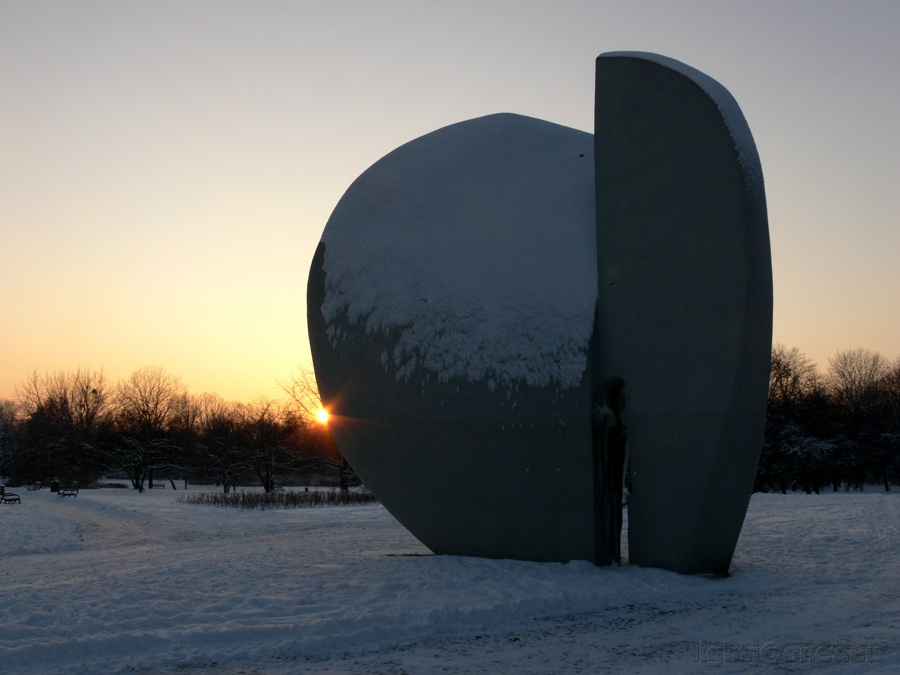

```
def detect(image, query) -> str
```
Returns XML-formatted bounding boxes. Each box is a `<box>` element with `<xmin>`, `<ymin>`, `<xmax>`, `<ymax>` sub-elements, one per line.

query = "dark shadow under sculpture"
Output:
<box><xmin>307</xmin><ymin>52</ymin><xmax>772</xmax><ymax>574</ymax></box>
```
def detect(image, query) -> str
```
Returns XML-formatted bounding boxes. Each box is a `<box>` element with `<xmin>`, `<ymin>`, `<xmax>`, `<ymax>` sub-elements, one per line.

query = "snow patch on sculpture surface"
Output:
<box><xmin>321</xmin><ymin>114</ymin><xmax>597</xmax><ymax>390</ymax></box>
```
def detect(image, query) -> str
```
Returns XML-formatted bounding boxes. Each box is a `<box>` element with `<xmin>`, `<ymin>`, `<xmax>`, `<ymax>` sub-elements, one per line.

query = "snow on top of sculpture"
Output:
<box><xmin>320</xmin><ymin>113</ymin><xmax>597</xmax><ymax>390</ymax></box>
<box><xmin>602</xmin><ymin>52</ymin><xmax>765</xmax><ymax>200</ymax></box>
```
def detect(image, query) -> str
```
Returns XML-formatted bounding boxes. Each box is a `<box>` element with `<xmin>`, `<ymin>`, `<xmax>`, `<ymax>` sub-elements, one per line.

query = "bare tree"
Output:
<box><xmin>16</xmin><ymin>368</ymin><xmax>110</xmax><ymax>434</ymax></box>
<box><xmin>115</xmin><ymin>366</ymin><xmax>186</xmax><ymax>438</ymax></box>
<box><xmin>883</xmin><ymin>361</ymin><xmax>900</xmax><ymax>422</ymax></box>
<box><xmin>870</xmin><ymin>360</ymin><xmax>900</xmax><ymax>491</ymax></box>
<box><xmin>112</xmin><ymin>366</ymin><xmax>187</xmax><ymax>489</ymax></box>
<box><xmin>0</xmin><ymin>399</ymin><xmax>16</xmax><ymax>434</ymax></box>
<box><xmin>111</xmin><ymin>436</ymin><xmax>180</xmax><ymax>492</ymax></box>
<box><xmin>828</xmin><ymin>348</ymin><xmax>890</xmax><ymax>423</ymax></box>
<box><xmin>769</xmin><ymin>344</ymin><xmax>818</xmax><ymax>408</ymax></box>
<box><xmin>280</xmin><ymin>364</ymin><xmax>355</xmax><ymax>491</ymax></box>
<box><xmin>0</xmin><ymin>399</ymin><xmax>18</xmax><ymax>478</ymax></box>
<box><xmin>758</xmin><ymin>346</ymin><xmax>828</xmax><ymax>493</ymax></box>
<box><xmin>12</xmin><ymin>369</ymin><xmax>110</xmax><ymax>485</ymax></box>
<box><xmin>827</xmin><ymin>349</ymin><xmax>898</xmax><ymax>491</ymax></box>
<box><xmin>239</xmin><ymin>397</ymin><xmax>297</xmax><ymax>493</ymax></box>
<box><xmin>192</xmin><ymin>392</ymin><xmax>231</xmax><ymax>433</ymax></box>
<box><xmin>194</xmin><ymin>398</ymin><xmax>252</xmax><ymax>492</ymax></box>
<box><xmin>278</xmin><ymin>365</ymin><xmax>325</xmax><ymax>421</ymax></box>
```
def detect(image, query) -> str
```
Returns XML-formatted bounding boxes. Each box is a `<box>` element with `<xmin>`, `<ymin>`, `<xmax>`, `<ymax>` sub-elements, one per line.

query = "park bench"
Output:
<box><xmin>59</xmin><ymin>484</ymin><xmax>79</xmax><ymax>497</ymax></box>
<box><xmin>27</xmin><ymin>482</ymin><xmax>42</xmax><ymax>491</ymax></box>
<box><xmin>1</xmin><ymin>486</ymin><xmax>21</xmax><ymax>504</ymax></box>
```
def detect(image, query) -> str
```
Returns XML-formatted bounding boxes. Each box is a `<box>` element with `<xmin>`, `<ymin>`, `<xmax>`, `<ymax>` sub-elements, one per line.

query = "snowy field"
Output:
<box><xmin>1</xmin><ymin>487</ymin><xmax>897</xmax><ymax>673</ymax></box>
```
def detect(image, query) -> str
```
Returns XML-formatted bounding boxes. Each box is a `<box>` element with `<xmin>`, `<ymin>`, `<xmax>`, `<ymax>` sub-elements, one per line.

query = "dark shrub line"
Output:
<box><xmin>176</xmin><ymin>488</ymin><xmax>377</xmax><ymax>509</ymax></box>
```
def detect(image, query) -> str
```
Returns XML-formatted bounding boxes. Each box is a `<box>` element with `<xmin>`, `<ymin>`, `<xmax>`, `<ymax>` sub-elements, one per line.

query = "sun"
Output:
<box><xmin>315</xmin><ymin>408</ymin><xmax>330</xmax><ymax>425</ymax></box>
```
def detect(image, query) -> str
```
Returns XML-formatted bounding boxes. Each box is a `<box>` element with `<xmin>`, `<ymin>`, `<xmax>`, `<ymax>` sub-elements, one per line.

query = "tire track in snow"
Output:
<box><xmin>32</xmin><ymin>493</ymin><xmax>146</xmax><ymax>549</ymax></box>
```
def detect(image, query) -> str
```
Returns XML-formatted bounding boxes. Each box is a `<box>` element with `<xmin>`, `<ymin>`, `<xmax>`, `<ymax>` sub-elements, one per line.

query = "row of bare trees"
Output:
<box><xmin>3</xmin><ymin>348</ymin><xmax>897</xmax><ymax>495</ymax></box>
<box><xmin>0</xmin><ymin>366</ymin><xmax>353</xmax><ymax>492</ymax></box>
<box><xmin>758</xmin><ymin>345</ymin><xmax>900</xmax><ymax>493</ymax></box>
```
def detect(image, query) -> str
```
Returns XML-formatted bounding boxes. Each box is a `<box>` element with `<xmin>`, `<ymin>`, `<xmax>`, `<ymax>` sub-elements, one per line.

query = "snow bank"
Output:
<box><xmin>321</xmin><ymin>113</ymin><xmax>597</xmax><ymax>390</ymax></box>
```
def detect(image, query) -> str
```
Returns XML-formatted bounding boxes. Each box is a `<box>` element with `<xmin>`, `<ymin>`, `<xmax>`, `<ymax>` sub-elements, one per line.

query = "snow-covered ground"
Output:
<box><xmin>1</xmin><ymin>486</ymin><xmax>896</xmax><ymax>673</ymax></box>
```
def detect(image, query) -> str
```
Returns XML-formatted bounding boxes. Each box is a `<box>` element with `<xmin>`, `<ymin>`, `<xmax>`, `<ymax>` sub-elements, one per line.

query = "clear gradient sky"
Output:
<box><xmin>2</xmin><ymin>0</ymin><xmax>898</xmax><ymax>402</ymax></box>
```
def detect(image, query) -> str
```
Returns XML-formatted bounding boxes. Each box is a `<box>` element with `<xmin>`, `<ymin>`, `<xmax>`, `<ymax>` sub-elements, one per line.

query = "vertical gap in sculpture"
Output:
<box><xmin>593</xmin><ymin>377</ymin><xmax>627</xmax><ymax>565</ymax></box>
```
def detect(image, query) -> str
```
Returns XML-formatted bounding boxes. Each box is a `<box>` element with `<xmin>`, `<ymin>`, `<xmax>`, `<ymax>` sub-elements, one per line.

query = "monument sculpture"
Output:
<box><xmin>307</xmin><ymin>52</ymin><xmax>772</xmax><ymax>574</ymax></box>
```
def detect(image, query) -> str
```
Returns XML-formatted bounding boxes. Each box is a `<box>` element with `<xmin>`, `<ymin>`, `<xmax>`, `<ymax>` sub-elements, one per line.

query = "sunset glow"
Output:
<box><xmin>315</xmin><ymin>408</ymin><xmax>330</xmax><ymax>425</ymax></box>
<box><xmin>1</xmin><ymin>2</ymin><xmax>898</xmax><ymax>402</ymax></box>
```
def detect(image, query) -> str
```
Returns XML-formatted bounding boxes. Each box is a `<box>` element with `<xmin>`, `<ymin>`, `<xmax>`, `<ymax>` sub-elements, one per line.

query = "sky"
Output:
<box><xmin>2</xmin><ymin>0</ymin><xmax>898</xmax><ymax>402</ymax></box>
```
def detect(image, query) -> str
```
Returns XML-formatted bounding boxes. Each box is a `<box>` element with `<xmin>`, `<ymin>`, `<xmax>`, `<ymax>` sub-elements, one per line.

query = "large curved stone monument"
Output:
<box><xmin>307</xmin><ymin>52</ymin><xmax>772</xmax><ymax>574</ymax></box>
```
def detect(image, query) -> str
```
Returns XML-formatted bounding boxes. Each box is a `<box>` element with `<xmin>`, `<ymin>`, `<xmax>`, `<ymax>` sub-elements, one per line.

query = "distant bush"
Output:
<box><xmin>176</xmin><ymin>488</ymin><xmax>377</xmax><ymax>510</ymax></box>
